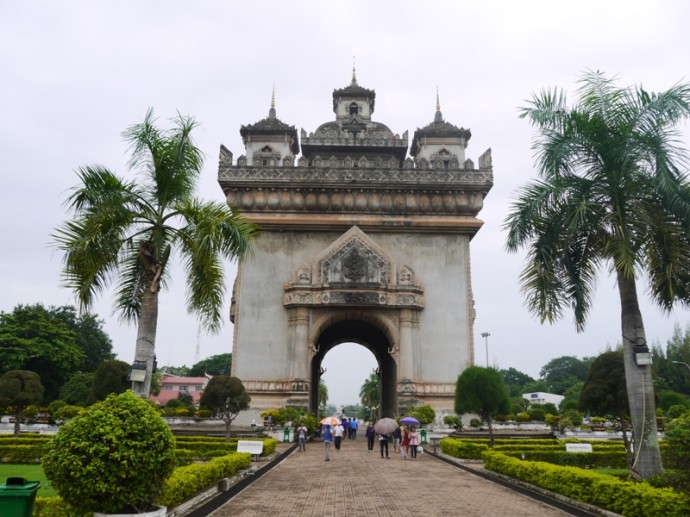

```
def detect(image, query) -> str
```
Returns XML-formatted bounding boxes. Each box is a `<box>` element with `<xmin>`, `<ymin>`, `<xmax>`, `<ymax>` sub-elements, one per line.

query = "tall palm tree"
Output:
<box><xmin>54</xmin><ymin>109</ymin><xmax>258</xmax><ymax>398</ymax></box>
<box><xmin>359</xmin><ymin>371</ymin><xmax>380</xmax><ymax>418</ymax></box>
<box><xmin>505</xmin><ymin>71</ymin><xmax>690</xmax><ymax>479</ymax></box>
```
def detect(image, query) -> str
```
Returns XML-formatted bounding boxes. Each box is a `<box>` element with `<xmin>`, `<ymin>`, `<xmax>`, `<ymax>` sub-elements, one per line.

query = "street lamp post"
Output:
<box><xmin>672</xmin><ymin>361</ymin><xmax>690</xmax><ymax>374</ymax></box>
<box><xmin>481</xmin><ymin>332</ymin><xmax>490</xmax><ymax>367</ymax></box>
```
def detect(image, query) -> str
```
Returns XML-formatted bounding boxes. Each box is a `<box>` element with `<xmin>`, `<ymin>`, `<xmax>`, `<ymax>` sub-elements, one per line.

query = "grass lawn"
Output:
<box><xmin>0</xmin><ymin>464</ymin><xmax>56</xmax><ymax>497</ymax></box>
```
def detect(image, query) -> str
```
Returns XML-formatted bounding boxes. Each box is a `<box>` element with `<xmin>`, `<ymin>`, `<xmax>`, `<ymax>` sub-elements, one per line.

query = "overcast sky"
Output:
<box><xmin>2</xmin><ymin>1</ymin><xmax>689</xmax><ymax>407</ymax></box>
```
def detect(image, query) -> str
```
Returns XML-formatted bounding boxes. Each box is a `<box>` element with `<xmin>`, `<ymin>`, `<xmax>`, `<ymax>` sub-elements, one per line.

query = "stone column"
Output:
<box><xmin>287</xmin><ymin>307</ymin><xmax>310</xmax><ymax>379</ymax></box>
<box><xmin>398</xmin><ymin>309</ymin><xmax>418</xmax><ymax>381</ymax></box>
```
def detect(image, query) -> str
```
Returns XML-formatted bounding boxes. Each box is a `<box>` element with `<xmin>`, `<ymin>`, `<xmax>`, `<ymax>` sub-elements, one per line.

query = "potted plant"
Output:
<box><xmin>43</xmin><ymin>390</ymin><xmax>176</xmax><ymax>515</ymax></box>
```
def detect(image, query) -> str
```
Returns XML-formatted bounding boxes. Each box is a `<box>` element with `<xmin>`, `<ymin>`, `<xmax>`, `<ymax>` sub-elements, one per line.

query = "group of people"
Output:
<box><xmin>315</xmin><ymin>418</ymin><xmax>423</xmax><ymax>462</ymax></box>
<box><xmin>319</xmin><ymin>417</ymin><xmax>359</xmax><ymax>460</ymax></box>
<box><xmin>365</xmin><ymin>422</ymin><xmax>421</xmax><ymax>460</ymax></box>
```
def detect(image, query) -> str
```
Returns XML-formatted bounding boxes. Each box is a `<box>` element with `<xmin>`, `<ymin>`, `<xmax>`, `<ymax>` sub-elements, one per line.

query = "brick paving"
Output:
<box><xmin>209</xmin><ymin>437</ymin><xmax>573</xmax><ymax>517</ymax></box>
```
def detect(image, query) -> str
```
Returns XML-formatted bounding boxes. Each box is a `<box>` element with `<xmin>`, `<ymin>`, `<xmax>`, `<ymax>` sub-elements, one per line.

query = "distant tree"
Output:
<box><xmin>659</xmin><ymin>390</ymin><xmax>690</xmax><ymax>412</ymax></box>
<box><xmin>560</xmin><ymin>382</ymin><xmax>584</xmax><ymax>411</ymax></box>
<box><xmin>455</xmin><ymin>366</ymin><xmax>510</xmax><ymax>445</ymax></box>
<box><xmin>59</xmin><ymin>373</ymin><xmax>95</xmax><ymax>406</ymax></box>
<box><xmin>50</xmin><ymin>306</ymin><xmax>114</xmax><ymax>372</ymax></box>
<box><xmin>539</xmin><ymin>356</ymin><xmax>593</xmax><ymax>395</ymax></box>
<box><xmin>0</xmin><ymin>304</ymin><xmax>84</xmax><ymax>401</ymax></box>
<box><xmin>408</xmin><ymin>404</ymin><xmax>436</xmax><ymax>426</ymax></box>
<box><xmin>177</xmin><ymin>391</ymin><xmax>194</xmax><ymax>407</ymax></box>
<box><xmin>199</xmin><ymin>375</ymin><xmax>250</xmax><ymax>441</ymax></box>
<box><xmin>579</xmin><ymin>351</ymin><xmax>632</xmax><ymax>463</ymax></box>
<box><xmin>189</xmin><ymin>353</ymin><xmax>232</xmax><ymax>376</ymax></box>
<box><xmin>342</xmin><ymin>404</ymin><xmax>362</xmax><ymax>418</ymax></box>
<box><xmin>54</xmin><ymin>110</ymin><xmax>258</xmax><ymax>398</ymax></box>
<box><xmin>0</xmin><ymin>370</ymin><xmax>44</xmax><ymax>436</ymax></box>
<box><xmin>359</xmin><ymin>371</ymin><xmax>380</xmax><ymax>417</ymax></box>
<box><xmin>91</xmin><ymin>360</ymin><xmax>131</xmax><ymax>402</ymax></box>
<box><xmin>161</xmin><ymin>365</ymin><xmax>190</xmax><ymax>376</ymax></box>
<box><xmin>653</xmin><ymin>324</ymin><xmax>690</xmax><ymax>395</ymax></box>
<box><xmin>501</xmin><ymin>367</ymin><xmax>536</xmax><ymax>397</ymax></box>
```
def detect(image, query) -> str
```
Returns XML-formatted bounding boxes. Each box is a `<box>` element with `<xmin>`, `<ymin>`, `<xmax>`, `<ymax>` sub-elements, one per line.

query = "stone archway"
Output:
<box><xmin>310</xmin><ymin>318</ymin><xmax>397</xmax><ymax>418</ymax></box>
<box><xmin>218</xmin><ymin>78</ymin><xmax>492</xmax><ymax>423</ymax></box>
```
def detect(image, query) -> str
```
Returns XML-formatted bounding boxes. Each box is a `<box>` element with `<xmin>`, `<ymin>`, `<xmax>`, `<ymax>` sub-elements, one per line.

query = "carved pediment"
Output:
<box><xmin>320</xmin><ymin>227</ymin><xmax>390</xmax><ymax>287</ymax></box>
<box><xmin>284</xmin><ymin>226</ymin><xmax>424</xmax><ymax>310</ymax></box>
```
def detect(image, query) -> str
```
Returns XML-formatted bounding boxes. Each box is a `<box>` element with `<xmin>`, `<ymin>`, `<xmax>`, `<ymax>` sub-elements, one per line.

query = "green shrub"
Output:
<box><xmin>196</xmin><ymin>408</ymin><xmax>212</xmax><ymax>418</ymax></box>
<box><xmin>483</xmin><ymin>450</ymin><xmax>690</xmax><ymax>516</ymax></box>
<box><xmin>42</xmin><ymin>391</ymin><xmax>177</xmax><ymax>514</ymax></box>
<box><xmin>515</xmin><ymin>412</ymin><xmax>531</xmax><ymax>422</ymax></box>
<box><xmin>158</xmin><ymin>453</ymin><xmax>251</xmax><ymax>508</ymax></box>
<box><xmin>34</xmin><ymin>496</ymin><xmax>88</xmax><ymax>516</ymax></box>
<box><xmin>443</xmin><ymin>415</ymin><xmax>462</xmax><ymax>429</ymax></box>
<box><xmin>440</xmin><ymin>438</ymin><xmax>488</xmax><ymax>459</ymax></box>
<box><xmin>667</xmin><ymin>405</ymin><xmax>690</xmax><ymax>420</ymax></box>
<box><xmin>527</xmin><ymin>408</ymin><xmax>546</xmax><ymax>422</ymax></box>
<box><xmin>407</xmin><ymin>404</ymin><xmax>436</xmax><ymax>425</ymax></box>
<box><xmin>53</xmin><ymin>404</ymin><xmax>84</xmax><ymax>420</ymax></box>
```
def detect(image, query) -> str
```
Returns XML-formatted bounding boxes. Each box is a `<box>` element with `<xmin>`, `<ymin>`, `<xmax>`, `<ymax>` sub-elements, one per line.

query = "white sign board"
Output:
<box><xmin>566</xmin><ymin>443</ymin><xmax>593</xmax><ymax>453</ymax></box>
<box><xmin>237</xmin><ymin>440</ymin><xmax>264</xmax><ymax>455</ymax></box>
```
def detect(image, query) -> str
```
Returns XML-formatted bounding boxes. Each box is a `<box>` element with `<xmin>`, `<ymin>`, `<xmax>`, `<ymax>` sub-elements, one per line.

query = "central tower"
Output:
<box><xmin>218</xmin><ymin>74</ymin><xmax>493</xmax><ymax>420</ymax></box>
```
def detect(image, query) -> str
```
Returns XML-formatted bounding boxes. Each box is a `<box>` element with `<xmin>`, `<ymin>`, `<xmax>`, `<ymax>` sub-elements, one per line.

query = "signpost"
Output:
<box><xmin>565</xmin><ymin>443</ymin><xmax>593</xmax><ymax>453</ymax></box>
<box><xmin>237</xmin><ymin>440</ymin><xmax>264</xmax><ymax>462</ymax></box>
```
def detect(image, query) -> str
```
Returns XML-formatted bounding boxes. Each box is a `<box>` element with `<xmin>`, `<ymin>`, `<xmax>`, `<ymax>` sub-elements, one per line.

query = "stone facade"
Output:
<box><xmin>218</xmin><ymin>74</ymin><xmax>492</xmax><ymax>418</ymax></box>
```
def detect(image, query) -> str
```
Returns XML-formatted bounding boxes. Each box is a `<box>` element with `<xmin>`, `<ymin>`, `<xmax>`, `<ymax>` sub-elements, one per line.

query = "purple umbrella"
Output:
<box><xmin>400</xmin><ymin>416</ymin><xmax>420</xmax><ymax>426</ymax></box>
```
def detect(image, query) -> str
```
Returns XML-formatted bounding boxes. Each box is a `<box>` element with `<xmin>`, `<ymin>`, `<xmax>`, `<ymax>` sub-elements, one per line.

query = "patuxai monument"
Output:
<box><xmin>217</xmin><ymin>71</ymin><xmax>493</xmax><ymax>420</ymax></box>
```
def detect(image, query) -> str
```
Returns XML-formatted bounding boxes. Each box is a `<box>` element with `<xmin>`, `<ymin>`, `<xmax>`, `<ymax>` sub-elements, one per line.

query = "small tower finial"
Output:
<box><xmin>434</xmin><ymin>87</ymin><xmax>443</xmax><ymax>122</ymax></box>
<box><xmin>268</xmin><ymin>85</ymin><xmax>276</xmax><ymax>119</ymax></box>
<box><xmin>352</xmin><ymin>56</ymin><xmax>357</xmax><ymax>85</ymax></box>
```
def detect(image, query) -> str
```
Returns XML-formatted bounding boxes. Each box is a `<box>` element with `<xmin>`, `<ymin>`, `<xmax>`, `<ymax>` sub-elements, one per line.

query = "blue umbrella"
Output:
<box><xmin>400</xmin><ymin>416</ymin><xmax>420</xmax><ymax>426</ymax></box>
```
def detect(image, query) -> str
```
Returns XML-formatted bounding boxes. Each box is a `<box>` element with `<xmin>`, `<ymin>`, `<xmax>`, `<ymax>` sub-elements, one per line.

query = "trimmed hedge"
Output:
<box><xmin>0</xmin><ymin>443</ymin><xmax>49</xmax><ymax>463</ymax></box>
<box><xmin>483</xmin><ymin>451</ymin><xmax>690</xmax><ymax>516</ymax></box>
<box><xmin>158</xmin><ymin>452</ymin><xmax>252</xmax><ymax>508</ymax></box>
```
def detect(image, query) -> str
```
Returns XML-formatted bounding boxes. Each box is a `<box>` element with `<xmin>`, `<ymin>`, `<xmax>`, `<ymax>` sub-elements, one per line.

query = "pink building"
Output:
<box><xmin>150</xmin><ymin>374</ymin><xmax>211</xmax><ymax>406</ymax></box>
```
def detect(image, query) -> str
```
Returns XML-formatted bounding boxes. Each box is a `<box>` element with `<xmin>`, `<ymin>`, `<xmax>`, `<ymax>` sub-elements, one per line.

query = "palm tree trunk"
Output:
<box><xmin>617</xmin><ymin>272</ymin><xmax>663</xmax><ymax>478</ymax></box>
<box><xmin>132</xmin><ymin>283</ymin><xmax>159</xmax><ymax>398</ymax></box>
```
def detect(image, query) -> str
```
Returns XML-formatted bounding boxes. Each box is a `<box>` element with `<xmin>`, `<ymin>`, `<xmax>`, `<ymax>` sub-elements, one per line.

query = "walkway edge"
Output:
<box><xmin>169</xmin><ymin>443</ymin><xmax>298</xmax><ymax>517</ymax></box>
<box><xmin>428</xmin><ymin>450</ymin><xmax>621</xmax><ymax>517</ymax></box>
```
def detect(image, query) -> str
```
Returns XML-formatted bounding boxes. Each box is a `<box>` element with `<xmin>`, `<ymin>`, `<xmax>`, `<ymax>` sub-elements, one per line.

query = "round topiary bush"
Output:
<box><xmin>43</xmin><ymin>390</ymin><xmax>176</xmax><ymax>514</ymax></box>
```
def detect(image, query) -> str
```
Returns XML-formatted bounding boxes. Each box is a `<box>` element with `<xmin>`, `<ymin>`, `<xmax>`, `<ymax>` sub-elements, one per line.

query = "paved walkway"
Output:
<box><xmin>210</xmin><ymin>438</ymin><xmax>574</xmax><ymax>517</ymax></box>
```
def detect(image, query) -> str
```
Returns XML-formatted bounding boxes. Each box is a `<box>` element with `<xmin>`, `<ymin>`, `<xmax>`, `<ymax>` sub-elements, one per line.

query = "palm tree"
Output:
<box><xmin>505</xmin><ymin>71</ymin><xmax>690</xmax><ymax>479</ymax></box>
<box><xmin>54</xmin><ymin>109</ymin><xmax>258</xmax><ymax>398</ymax></box>
<box><xmin>359</xmin><ymin>371</ymin><xmax>380</xmax><ymax>419</ymax></box>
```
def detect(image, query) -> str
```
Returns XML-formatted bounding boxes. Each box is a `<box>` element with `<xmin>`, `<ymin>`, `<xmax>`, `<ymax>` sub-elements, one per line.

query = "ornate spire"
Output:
<box><xmin>434</xmin><ymin>87</ymin><xmax>443</xmax><ymax>122</ymax></box>
<box><xmin>269</xmin><ymin>85</ymin><xmax>276</xmax><ymax>119</ymax></box>
<box><xmin>351</xmin><ymin>56</ymin><xmax>357</xmax><ymax>85</ymax></box>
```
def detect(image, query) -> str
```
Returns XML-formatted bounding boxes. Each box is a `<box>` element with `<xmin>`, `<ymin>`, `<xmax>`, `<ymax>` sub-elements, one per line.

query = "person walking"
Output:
<box><xmin>350</xmin><ymin>418</ymin><xmax>358</xmax><ymax>439</ymax></box>
<box><xmin>297</xmin><ymin>422</ymin><xmax>308</xmax><ymax>452</ymax></box>
<box><xmin>365</xmin><ymin>421</ymin><xmax>376</xmax><ymax>451</ymax></box>
<box><xmin>379</xmin><ymin>432</ymin><xmax>390</xmax><ymax>459</ymax></box>
<box><xmin>408</xmin><ymin>426</ymin><xmax>420</xmax><ymax>460</ymax></box>
<box><xmin>400</xmin><ymin>425</ymin><xmax>409</xmax><ymax>459</ymax></box>
<box><xmin>334</xmin><ymin>421</ymin><xmax>344</xmax><ymax>451</ymax></box>
<box><xmin>322</xmin><ymin>424</ymin><xmax>333</xmax><ymax>461</ymax></box>
<box><xmin>392</xmin><ymin>424</ymin><xmax>401</xmax><ymax>452</ymax></box>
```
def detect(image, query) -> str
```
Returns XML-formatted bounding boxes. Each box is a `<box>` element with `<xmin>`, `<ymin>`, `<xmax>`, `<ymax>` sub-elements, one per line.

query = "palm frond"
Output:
<box><xmin>123</xmin><ymin>108</ymin><xmax>204</xmax><ymax>209</ymax></box>
<box><xmin>174</xmin><ymin>200</ymin><xmax>259</xmax><ymax>332</ymax></box>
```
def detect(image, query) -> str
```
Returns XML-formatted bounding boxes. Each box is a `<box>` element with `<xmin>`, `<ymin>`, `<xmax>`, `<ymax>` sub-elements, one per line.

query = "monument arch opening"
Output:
<box><xmin>311</xmin><ymin>319</ymin><xmax>397</xmax><ymax>418</ymax></box>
